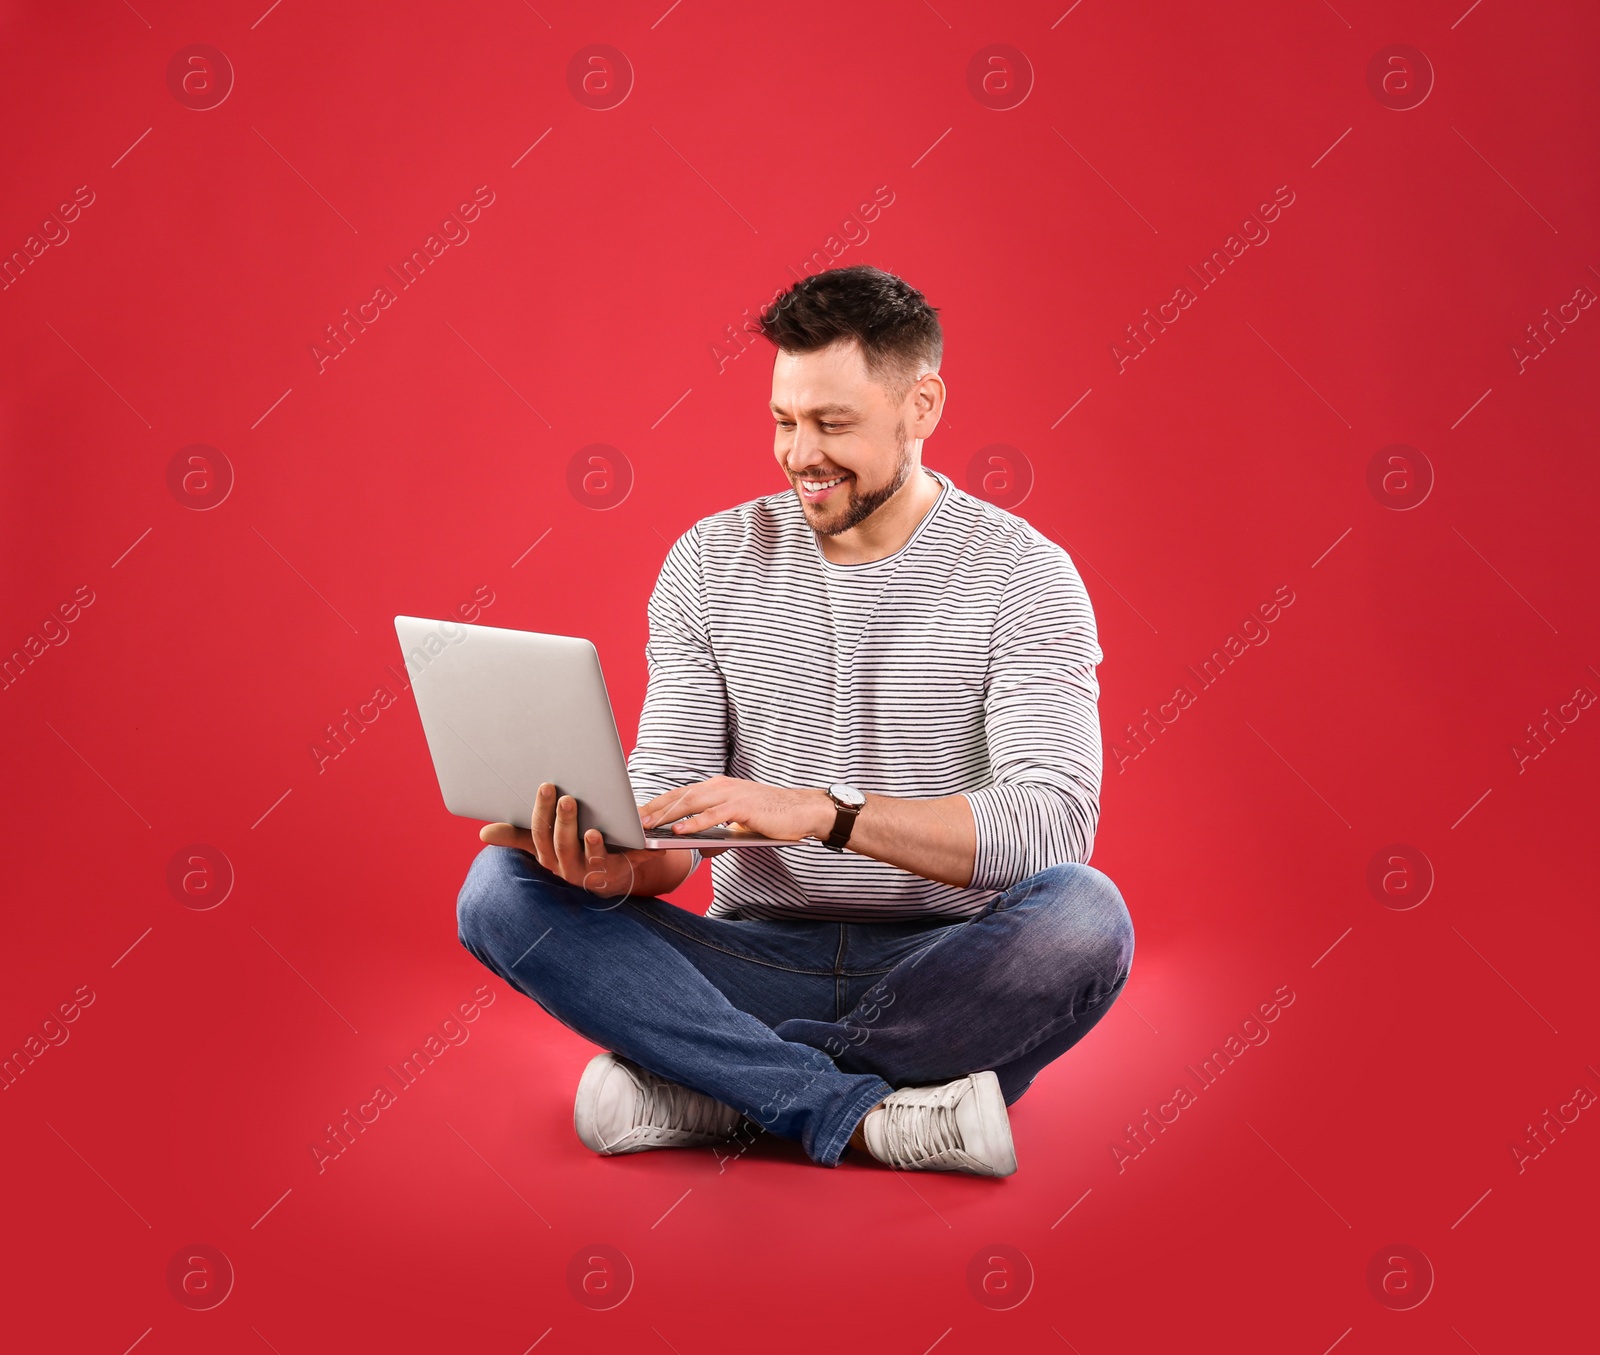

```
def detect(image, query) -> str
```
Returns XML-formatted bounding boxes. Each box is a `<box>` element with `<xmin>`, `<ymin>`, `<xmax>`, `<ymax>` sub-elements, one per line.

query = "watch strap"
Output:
<box><xmin>823</xmin><ymin>793</ymin><xmax>860</xmax><ymax>852</ymax></box>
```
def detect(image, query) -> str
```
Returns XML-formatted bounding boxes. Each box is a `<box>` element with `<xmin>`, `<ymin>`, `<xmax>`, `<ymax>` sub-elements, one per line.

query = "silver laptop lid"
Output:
<box><xmin>393</xmin><ymin>617</ymin><xmax>647</xmax><ymax>850</ymax></box>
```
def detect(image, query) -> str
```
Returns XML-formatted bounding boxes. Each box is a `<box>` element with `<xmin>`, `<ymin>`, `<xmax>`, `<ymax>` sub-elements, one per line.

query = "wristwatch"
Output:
<box><xmin>822</xmin><ymin>783</ymin><xmax>866</xmax><ymax>852</ymax></box>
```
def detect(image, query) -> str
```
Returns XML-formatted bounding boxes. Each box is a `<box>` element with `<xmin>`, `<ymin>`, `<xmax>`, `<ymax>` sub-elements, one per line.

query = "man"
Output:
<box><xmin>456</xmin><ymin>264</ymin><xmax>1133</xmax><ymax>1176</ymax></box>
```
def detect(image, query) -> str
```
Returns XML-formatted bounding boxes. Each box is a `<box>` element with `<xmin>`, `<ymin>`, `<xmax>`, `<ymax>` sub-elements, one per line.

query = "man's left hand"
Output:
<box><xmin>639</xmin><ymin>776</ymin><xmax>835</xmax><ymax>847</ymax></box>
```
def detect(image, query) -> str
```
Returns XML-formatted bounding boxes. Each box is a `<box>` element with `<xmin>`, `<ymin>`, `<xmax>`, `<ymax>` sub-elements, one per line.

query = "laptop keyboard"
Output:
<box><xmin>644</xmin><ymin>825</ymin><xmax>754</xmax><ymax>841</ymax></box>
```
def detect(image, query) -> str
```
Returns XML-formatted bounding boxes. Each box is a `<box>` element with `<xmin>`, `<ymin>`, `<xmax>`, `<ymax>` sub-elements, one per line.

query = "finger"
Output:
<box><xmin>662</xmin><ymin>788</ymin><xmax>716</xmax><ymax>826</ymax></box>
<box><xmin>552</xmin><ymin>794</ymin><xmax>586</xmax><ymax>880</ymax></box>
<box><xmin>684</xmin><ymin>793</ymin><xmax>739</xmax><ymax>825</ymax></box>
<box><xmin>641</xmin><ymin>783</ymin><xmax>703</xmax><ymax>827</ymax></box>
<box><xmin>529</xmin><ymin>782</ymin><xmax>558</xmax><ymax>869</ymax></box>
<box><xmin>581</xmin><ymin>828</ymin><xmax>618</xmax><ymax>896</ymax></box>
<box><xmin>479</xmin><ymin>822</ymin><xmax>534</xmax><ymax>851</ymax></box>
<box><xmin>671</xmin><ymin>801</ymin><xmax>730</xmax><ymax>834</ymax></box>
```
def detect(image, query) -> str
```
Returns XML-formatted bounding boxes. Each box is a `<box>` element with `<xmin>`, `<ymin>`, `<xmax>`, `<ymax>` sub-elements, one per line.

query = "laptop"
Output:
<box><xmin>393</xmin><ymin>616</ymin><xmax>802</xmax><ymax>850</ymax></box>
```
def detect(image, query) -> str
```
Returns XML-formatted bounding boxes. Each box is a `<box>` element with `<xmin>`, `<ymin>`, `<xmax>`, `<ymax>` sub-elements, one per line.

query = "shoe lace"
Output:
<box><xmin>637</xmin><ymin>1073</ymin><xmax>733</xmax><ymax>1137</ymax></box>
<box><xmin>879</xmin><ymin>1093</ymin><xmax>963</xmax><ymax>1167</ymax></box>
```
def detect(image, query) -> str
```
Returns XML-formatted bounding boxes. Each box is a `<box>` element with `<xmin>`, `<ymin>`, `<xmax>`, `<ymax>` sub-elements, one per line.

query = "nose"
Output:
<box><xmin>783</xmin><ymin>427</ymin><xmax>832</xmax><ymax>475</ymax></box>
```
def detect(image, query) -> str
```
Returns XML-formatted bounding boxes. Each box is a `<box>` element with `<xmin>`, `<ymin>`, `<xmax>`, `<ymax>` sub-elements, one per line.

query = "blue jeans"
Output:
<box><xmin>455</xmin><ymin>847</ymin><xmax>1134</xmax><ymax>1167</ymax></box>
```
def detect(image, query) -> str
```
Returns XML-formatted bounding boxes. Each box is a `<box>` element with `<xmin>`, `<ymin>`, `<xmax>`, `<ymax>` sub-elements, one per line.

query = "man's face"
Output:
<box><xmin>769</xmin><ymin>340</ymin><xmax>923</xmax><ymax>537</ymax></box>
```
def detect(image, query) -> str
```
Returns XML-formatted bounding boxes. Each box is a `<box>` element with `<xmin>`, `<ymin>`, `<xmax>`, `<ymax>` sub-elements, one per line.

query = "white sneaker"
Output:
<box><xmin>861</xmin><ymin>1070</ymin><xmax>1017</xmax><ymax>1176</ymax></box>
<box><xmin>573</xmin><ymin>1052</ymin><xmax>743</xmax><ymax>1156</ymax></box>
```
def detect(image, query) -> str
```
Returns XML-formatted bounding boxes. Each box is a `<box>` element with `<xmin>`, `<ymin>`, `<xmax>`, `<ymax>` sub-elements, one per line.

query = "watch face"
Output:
<box><xmin>830</xmin><ymin>783</ymin><xmax>866</xmax><ymax>809</ymax></box>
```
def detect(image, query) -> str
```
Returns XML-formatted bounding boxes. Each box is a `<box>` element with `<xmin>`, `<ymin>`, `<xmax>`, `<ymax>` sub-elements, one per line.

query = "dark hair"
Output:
<box><xmin>754</xmin><ymin>265</ymin><xmax>943</xmax><ymax>399</ymax></box>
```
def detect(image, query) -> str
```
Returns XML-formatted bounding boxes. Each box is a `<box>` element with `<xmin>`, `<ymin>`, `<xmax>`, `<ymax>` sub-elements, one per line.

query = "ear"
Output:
<box><xmin>908</xmin><ymin>371</ymin><xmax>945</xmax><ymax>434</ymax></box>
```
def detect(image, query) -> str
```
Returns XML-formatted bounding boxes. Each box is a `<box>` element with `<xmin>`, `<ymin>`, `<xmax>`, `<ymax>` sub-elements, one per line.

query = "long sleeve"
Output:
<box><xmin>625</xmin><ymin>525</ymin><xmax>730</xmax><ymax>809</ymax></box>
<box><xmin>961</xmin><ymin>538</ymin><xmax>1104</xmax><ymax>891</ymax></box>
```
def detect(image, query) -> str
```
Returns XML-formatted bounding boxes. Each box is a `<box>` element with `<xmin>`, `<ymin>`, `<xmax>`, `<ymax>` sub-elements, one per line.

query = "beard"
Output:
<box><xmin>808</xmin><ymin>419</ymin><xmax>914</xmax><ymax>537</ymax></box>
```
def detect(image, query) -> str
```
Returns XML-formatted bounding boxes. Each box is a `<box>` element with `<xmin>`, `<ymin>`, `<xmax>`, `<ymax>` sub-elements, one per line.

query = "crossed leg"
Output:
<box><xmin>456</xmin><ymin>846</ymin><xmax>1134</xmax><ymax>1166</ymax></box>
<box><xmin>773</xmin><ymin>862</ymin><xmax>1134</xmax><ymax>1103</ymax></box>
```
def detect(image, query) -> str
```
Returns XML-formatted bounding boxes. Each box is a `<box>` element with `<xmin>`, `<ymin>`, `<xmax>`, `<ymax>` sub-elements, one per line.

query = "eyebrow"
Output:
<box><xmin>769</xmin><ymin>401</ymin><xmax>862</xmax><ymax>418</ymax></box>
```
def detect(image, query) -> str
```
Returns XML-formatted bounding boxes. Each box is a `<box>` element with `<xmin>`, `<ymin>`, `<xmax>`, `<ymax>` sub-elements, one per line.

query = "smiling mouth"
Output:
<box><xmin>797</xmin><ymin>474</ymin><xmax>850</xmax><ymax>501</ymax></box>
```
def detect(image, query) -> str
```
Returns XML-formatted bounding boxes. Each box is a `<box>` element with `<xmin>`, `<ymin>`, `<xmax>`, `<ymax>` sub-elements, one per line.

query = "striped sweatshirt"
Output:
<box><xmin>626</xmin><ymin>467</ymin><xmax>1104</xmax><ymax>922</ymax></box>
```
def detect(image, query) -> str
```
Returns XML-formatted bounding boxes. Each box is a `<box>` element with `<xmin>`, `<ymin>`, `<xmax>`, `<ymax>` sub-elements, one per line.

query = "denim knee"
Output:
<box><xmin>1022</xmin><ymin>862</ymin><xmax>1135</xmax><ymax>988</ymax></box>
<box><xmin>456</xmin><ymin>845</ymin><xmax>541</xmax><ymax>959</ymax></box>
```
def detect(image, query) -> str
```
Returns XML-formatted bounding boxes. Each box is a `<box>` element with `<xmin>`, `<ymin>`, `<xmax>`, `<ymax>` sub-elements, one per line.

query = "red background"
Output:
<box><xmin>3</xmin><ymin>1</ymin><xmax>1596</xmax><ymax>1351</ymax></box>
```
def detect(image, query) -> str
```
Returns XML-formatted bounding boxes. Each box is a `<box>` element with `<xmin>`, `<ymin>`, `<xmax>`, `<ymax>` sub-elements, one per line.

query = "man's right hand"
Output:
<box><xmin>479</xmin><ymin>781</ymin><xmax>680</xmax><ymax>900</ymax></box>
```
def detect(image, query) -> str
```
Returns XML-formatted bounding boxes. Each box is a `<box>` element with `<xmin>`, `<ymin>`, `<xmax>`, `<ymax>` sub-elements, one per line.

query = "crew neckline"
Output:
<box><xmin>806</xmin><ymin>468</ymin><xmax>951</xmax><ymax>573</ymax></box>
